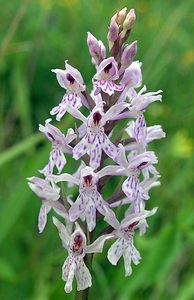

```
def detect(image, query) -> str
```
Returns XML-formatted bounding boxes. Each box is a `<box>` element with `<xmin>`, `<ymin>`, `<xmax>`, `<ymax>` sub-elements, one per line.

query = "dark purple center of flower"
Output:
<box><xmin>47</xmin><ymin>132</ymin><xmax>55</xmax><ymax>141</ymax></box>
<box><xmin>66</xmin><ymin>73</ymin><xmax>75</xmax><ymax>84</ymax></box>
<box><xmin>93</xmin><ymin>112</ymin><xmax>102</xmax><ymax>125</ymax></box>
<box><xmin>83</xmin><ymin>175</ymin><xmax>93</xmax><ymax>186</ymax></box>
<box><xmin>128</xmin><ymin>221</ymin><xmax>139</xmax><ymax>231</ymax></box>
<box><xmin>104</xmin><ymin>62</ymin><xmax>112</xmax><ymax>73</ymax></box>
<box><xmin>73</xmin><ymin>234</ymin><xmax>83</xmax><ymax>252</ymax></box>
<box><xmin>137</xmin><ymin>162</ymin><xmax>148</xmax><ymax>169</ymax></box>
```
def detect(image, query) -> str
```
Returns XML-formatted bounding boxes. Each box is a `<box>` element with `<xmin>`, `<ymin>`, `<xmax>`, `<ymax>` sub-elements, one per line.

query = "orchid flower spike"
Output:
<box><xmin>28</xmin><ymin>6</ymin><xmax>165</xmax><ymax>295</ymax></box>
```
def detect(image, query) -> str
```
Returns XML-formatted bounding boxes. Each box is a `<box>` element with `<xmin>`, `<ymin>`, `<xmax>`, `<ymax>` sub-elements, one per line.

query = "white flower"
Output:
<box><xmin>39</xmin><ymin>119</ymin><xmax>76</xmax><ymax>175</ymax></box>
<box><xmin>104</xmin><ymin>207</ymin><xmax>157</xmax><ymax>276</ymax></box>
<box><xmin>28</xmin><ymin>176</ymin><xmax>69</xmax><ymax>233</ymax></box>
<box><xmin>53</xmin><ymin>217</ymin><xmax>113</xmax><ymax>292</ymax></box>
<box><xmin>50</xmin><ymin>61</ymin><xmax>86</xmax><ymax>121</ymax></box>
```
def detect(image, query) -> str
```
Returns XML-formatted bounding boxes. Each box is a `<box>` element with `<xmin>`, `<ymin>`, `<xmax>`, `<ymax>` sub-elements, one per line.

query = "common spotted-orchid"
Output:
<box><xmin>27</xmin><ymin>176</ymin><xmax>69</xmax><ymax>233</ymax></box>
<box><xmin>39</xmin><ymin>118</ymin><xmax>76</xmax><ymax>175</ymax></box>
<box><xmin>28</xmin><ymin>7</ymin><xmax>165</xmax><ymax>298</ymax></box>
<box><xmin>50</xmin><ymin>61</ymin><xmax>86</xmax><ymax>121</ymax></box>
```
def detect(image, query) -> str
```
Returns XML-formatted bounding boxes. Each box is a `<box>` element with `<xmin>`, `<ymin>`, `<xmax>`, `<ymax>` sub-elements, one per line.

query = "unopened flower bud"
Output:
<box><xmin>113</xmin><ymin>7</ymin><xmax>127</xmax><ymax>25</ymax></box>
<box><xmin>123</xmin><ymin>9</ymin><xmax>136</xmax><ymax>31</ymax></box>
<box><xmin>121</xmin><ymin>61</ymin><xmax>142</xmax><ymax>88</ymax></box>
<box><xmin>107</xmin><ymin>18</ymin><xmax>119</xmax><ymax>42</ymax></box>
<box><xmin>98</xmin><ymin>40</ymin><xmax>106</xmax><ymax>59</ymax></box>
<box><xmin>87</xmin><ymin>32</ymin><xmax>99</xmax><ymax>56</ymax></box>
<box><xmin>121</xmin><ymin>41</ymin><xmax>137</xmax><ymax>67</ymax></box>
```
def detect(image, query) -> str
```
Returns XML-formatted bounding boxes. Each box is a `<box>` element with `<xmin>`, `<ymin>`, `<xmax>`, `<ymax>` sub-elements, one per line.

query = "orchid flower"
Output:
<box><xmin>105</xmin><ymin>207</ymin><xmax>157</xmax><ymax>276</ymax></box>
<box><xmin>50</xmin><ymin>61</ymin><xmax>86</xmax><ymax>121</ymax></box>
<box><xmin>93</xmin><ymin>57</ymin><xmax>124</xmax><ymax>96</ymax></box>
<box><xmin>39</xmin><ymin>119</ymin><xmax>77</xmax><ymax>175</ymax></box>
<box><xmin>53</xmin><ymin>217</ymin><xmax>113</xmax><ymax>292</ymax></box>
<box><xmin>115</xmin><ymin>145</ymin><xmax>158</xmax><ymax>212</ymax></box>
<box><xmin>125</xmin><ymin>114</ymin><xmax>166</xmax><ymax>152</ymax></box>
<box><xmin>49</xmin><ymin>166</ymin><xmax>116</xmax><ymax>232</ymax></box>
<box><xmin>27</xmin><ymin>176</ymin><xmax>69</xmax><ymax>233</ymax></box>
<box><xmin>65</xmin><ymin>102</ymin><xmax>126</xmax><ymax>169</ymax></box>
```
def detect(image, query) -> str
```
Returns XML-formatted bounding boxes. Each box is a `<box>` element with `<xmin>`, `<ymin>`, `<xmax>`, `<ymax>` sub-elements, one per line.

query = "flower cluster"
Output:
<box><xmin>28</xmin><ymin>7</ymin><xmax>165</xmax><ymax>294</ymax></box>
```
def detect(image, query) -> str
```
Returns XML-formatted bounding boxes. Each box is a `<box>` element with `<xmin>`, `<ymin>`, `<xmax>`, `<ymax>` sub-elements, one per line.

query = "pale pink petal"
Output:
<box><xmin>121</xmin><ymin>207</ymin><xmax>157</xmax><ymax>229</ymax></box>
<box><xmin>73</xmin><ymin>136</ymin><xmax>89</xmax><ymax>160</ymax></box>
<box><xmin>65</xmin><ymin>104</ymin><xmax>87</xmax><ymax>124</ymax></box>
<box><xmin>105</xmin><ymin>103</ymin><xmax>127</xmax><ymax>121</ymax></box>
<box><xmin>52</xmin><ymin>217</ymin><xmax>70</xmax><ymax>249</ymax></box>
<box><xmin>107</xmin><ymin>238</ymin><xmax>125</xmax><ymax>265</ymax></box>
<box><xmin>86</xmin><ymin>234</ymin><xmax>114</xmax><ymax>253</ymax></box>
<box><xmin>123</xmin><ymin>248</ymin><xmax>132</xmax><ymax>276</ymax></box>
<box><xmin>89</xmin><ymin>138</ymin><xmax>102</xmax><ymax>169</ymax></box>
<box><xmin>69</xmin><ymin>194</ymin><xmax>85</xmax><ymax>222</ymax></box>
<box><xmin>103</xmin><ymin>207</ymin><xmax>120</xmax><ymax>230</ymax></box>
<box><xmin>97</xmin><ymin>165</ymin><xmax>126</xmax><ymax>178</ymax></box>
<box><xmin>100</xmin><ymin>134</ymin><xmax>118</xmax><ymax>161</ymax></box>
<box><xmin>63</xmin><ymin>258</ymin><xmax>76</xmax><ymax>293</ymax></box>
<box><xmin>75</xmin><ymin>260</ymin><xmax>92</xmax><ymax>291</ymax></box>
<box><xmin>85</xmin><ymin>201</ymin><xmax>96</xmax><ymax>232</ymax></box>
<box><xmin>51</xmin><ymin>69</ymin><xmax>69</xmax><ymax>89</ymax></box>
<box><xmin>38</xmin><ymin>204</ymin><xmax>51</xmax><ymax>233</ymax></box>
<box><xmin>48</xmin><ymin>173</ymin><xmax>79</xmax><ymax>185</ymax></box>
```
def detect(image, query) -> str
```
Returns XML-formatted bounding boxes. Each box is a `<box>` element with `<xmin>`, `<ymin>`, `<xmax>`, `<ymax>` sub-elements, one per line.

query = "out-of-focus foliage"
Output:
<box><xmin>0</xmin><ymin>0</ymin><xmax>194</xmax><ymax>299</ymax></box>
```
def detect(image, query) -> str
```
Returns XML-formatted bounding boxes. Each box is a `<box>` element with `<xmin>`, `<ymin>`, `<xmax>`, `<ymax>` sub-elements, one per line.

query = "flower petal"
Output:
<box><xmin>101</xmin><ymin>134</ymin><xmax>118</xmax><ymax>161</ymax></box>
<box><xmin>47</xmin><ymin>173</ymin><xmax>79</xmax><ymax>185</ymax></box>
<box><xmin>69</xmin><ymin>194</ymin><xmax>85</xmax><ymax>222</ymax></box>
<box><xmin>73</xmin><ymin>135</ymin><xmax>89</xmax><ymax>160</ymax></box>
<box><xmin>107</xmin><ymin>238</ymin><xmax>125</xmax><ymax>265</ymax></box>
<box><xmin>75</xmin><ymin>260</ymin><xmax>92</xmax><ymax>291</ymax></box>
<box><xmin>86</xmin><ymin>234</ymin><xmax>114</xmax><ymax>253</ymax></box>
<box><xmin>89</xmin><ymin>138</ymin><xmax>102</xmax><ymax>169</ymax></box>
<box><xmin>63</xmin><ymin>258</ymin><xmax>76</xmax><ymax>293</ymax></box>
<box><xmin>52</xmin><ymin>217</ymin><xmax>70</xmax><ymax>249</ymax></box>
<box><xmin>38</xmin><ymin>204</ymin><xmax>51</xmax><ymax>233</ymax></box>
<box><xmin>85</xmin><ymin>201</ymin><xmax>96</xmax><ymax>232</ymax></box>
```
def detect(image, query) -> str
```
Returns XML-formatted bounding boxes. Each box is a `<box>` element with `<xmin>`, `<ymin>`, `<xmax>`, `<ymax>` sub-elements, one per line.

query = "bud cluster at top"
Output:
<box><xmin>28</xmin><ymin>7</ymin><xmax>165</xmax><ymax>294</ymax></box>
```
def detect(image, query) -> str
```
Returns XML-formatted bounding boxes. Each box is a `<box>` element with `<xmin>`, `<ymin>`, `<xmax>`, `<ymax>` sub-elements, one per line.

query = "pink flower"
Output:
<box><xmin>66</xmin><ymin>102</ymin><xmax>126</xmax><ymax>169</ymax></box>
<box><xmin>53</xmin><ymin>217</ymin><xmax>113</xmax><ymax>292</ymax></box>
<box><xmin>39</xmin><ymin>119</ymin><xmax>76</xmax><ymax>175</ymax></box>
<box><xmin>50</xmin><ymin>61</ymin><xmax>86</xmax><ymax>121</ymax></box>
<box><xmin>104</xmin><ymin>207</ymin><xmax>157</xmax><ymax>276</ymax></box>
<box><xmin>28</xmin><ymin>176</ymin><xmax>69</xmax><ymax>233</ymax></box>
<box><xmin>93</xmin><ymin>57</ymin><xmax>124</xmax><ymax>96</ymax></box>
<box><xmin>49</xmin><ymin>166</ymin><xmax>115</xmax><ymax>232</ymax></box>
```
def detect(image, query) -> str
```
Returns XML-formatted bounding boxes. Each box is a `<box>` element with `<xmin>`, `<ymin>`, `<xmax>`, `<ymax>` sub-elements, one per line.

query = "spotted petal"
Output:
<box><xmin>38</xmin><ymin>204</ymin><xmax>51</xmax><ymax>233</ymax></box>
<box><xmin>107</xmin><ymin>238</ymin><xmax>125</xmax><ymax>265</ymax></box>
<box><xmin>62</xmin><ymin>257</ymin><xmax>76</xmax><ymax>293</ymax></box>
<box><xmin>69</xmin><ymin>194</ymin><xmax>85</xmax><ymax>222</ymax></box>
<box><xmin>75</xmin><ymin>260</ymin><xmax>92</xmax><ymax>291</ymax></box>
<box><xmin>73</xmin><ymin>135</ymin><xmax>90</xmax><ymax>160</ymax></box>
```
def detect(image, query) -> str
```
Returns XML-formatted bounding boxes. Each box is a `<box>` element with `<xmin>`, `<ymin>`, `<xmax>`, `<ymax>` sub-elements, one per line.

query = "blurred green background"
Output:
<box><xmin>0</xmin><ymin>0</ymin><xmax>194</xmax><ymax>299</ymax></box>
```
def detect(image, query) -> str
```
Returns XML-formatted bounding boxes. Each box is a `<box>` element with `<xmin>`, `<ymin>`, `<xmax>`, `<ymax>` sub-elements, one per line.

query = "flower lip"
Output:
<box><xmin>83</xmin><ymin>174</ymin><xmax>93</xmax><ymax>187</ymax></box>
<box><xmin>104</xmin><ymin>62</ymin><xmax>113</xmax><ymax>73</ymax></box>
<box><xmin>93</xmin><ymin>111</ymin><xmax>102</xmax><ymax>125</ymax></box>
<box><xmin>66</xmin><ymin>73</ymin><xmax>75</xmax><ymax>84</ymax></box>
